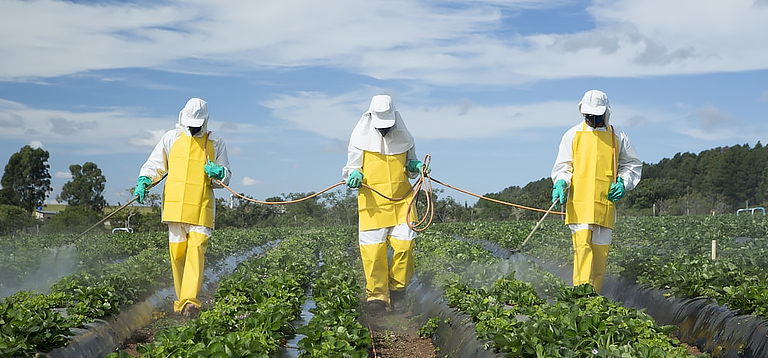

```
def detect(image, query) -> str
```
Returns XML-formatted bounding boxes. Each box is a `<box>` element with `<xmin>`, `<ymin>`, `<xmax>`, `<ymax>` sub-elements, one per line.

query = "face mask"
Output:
<box><xmin>377</xmin><ymin>127</ymin><xmax>391</xmax><ymax>137</ymax></box>
<box><xmin>189</xmin><ymin>126</ymin><xmax>202</xmax><ymax>136</ymax></box>
<box><xmin>584</xmin><ymin>114</ymin><xmax>605</xmax><ymax>128</ymax></box>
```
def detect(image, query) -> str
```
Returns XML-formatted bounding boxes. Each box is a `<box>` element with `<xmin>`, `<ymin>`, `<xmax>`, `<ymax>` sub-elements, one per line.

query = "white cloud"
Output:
<box><xmin>265</xmin><ymin>90</ymin><xmax>583</xmax><ymax>140</ymax></box>
<box><xmin>1</xmin><ymin>86</ymin><xmax>759</xmax><ymax>165</ymax></box>
<box><xmin>54</xmin><ymin>171</ymin><xmax>72</xmax><ymax>179</ymax></box>
<box><xmin>0</xmin><ymin>99</ymin><xmax>172</xmax><ymax>154</ymax></box>
<box><xmin>227</xmin><ymin>146</ymin><xmax>243</xmax><ymax>157</ymax></box>
<box><xmin>128</xmin><ymin>130</ymin><xmax>168</xmax><ymax>149</ymax></box>
<box><xmin>242</xmin><ymin>176</ymin><xmax>261</xmax><ymax>186</ymax></box>
<box><xmin>675</xmin><ymin>104</ymin><xmax>768</xmax><ymax>142</ymax></box>
<box><xmin>2</xmin><ymin>0</ymin><xmax>767</xmax><ymax>84</ymax></box>
<box><xmin>2</xmin><ymin>0</ymin><xmax>765</xmax><ymax>207</ymax></box>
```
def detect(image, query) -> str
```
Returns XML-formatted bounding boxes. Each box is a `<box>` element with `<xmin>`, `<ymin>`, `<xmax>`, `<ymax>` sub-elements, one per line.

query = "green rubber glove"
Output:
<box><xmin>407</xmin><ymin>160</ymin><xmax>431</xmax><ymax>174</ymax></box>
<box><xmin>134</xmin><ymin>176</ymin><xmax>152</xmax><ymax>204</ymax></box>
<box><xmin>607</xmin><ymin>176</ymin><xmax>625</xmax><ymax>202</ymax></box>
<box><xmin>347</xmin><ymin>170</ymin><xmax>363</xmax><ymax>189</ymax></box>
<box><xmin>204</xmin><ymin>160</ymin><xmax>225</xmax><ymax>180</ymax></box>
<box><xmin>551</xmin><ymin>179</ymin><xmax>568</xmax><ymax>210</ymax></box>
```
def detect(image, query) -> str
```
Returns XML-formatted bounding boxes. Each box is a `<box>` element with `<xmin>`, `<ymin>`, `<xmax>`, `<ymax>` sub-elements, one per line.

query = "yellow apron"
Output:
<box><xmin>162</xmin><ymin>132</ymin><xmax>215</xmax><ymax>227</ymax></box>
<box><xmin>565</xmin><ymin>123</ymin><xmax>617</xmax><ymax>229</ymax></box>
<box><xmin>357</xmin><ymin>151</ymin><xmax>415</xmax><ymax>231</ymax></box>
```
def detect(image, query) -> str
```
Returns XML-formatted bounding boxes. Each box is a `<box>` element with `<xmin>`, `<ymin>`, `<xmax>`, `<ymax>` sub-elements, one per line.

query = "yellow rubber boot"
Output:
<box><xmin>173</xmin><ymin>231</ymin><xmax>209</xmax><ymax>312</ymax></box>
<box><xmin>572</xmin><ymin>229</ymin><xmax>593</xmax><ymax>287</ymax></box>
<box><xmin>590</xmin><ymin>244</ymin><xmax>610</xmax><ymax>294</ymax></box>
<box><xmin>388</xmin><ymin>237</ymin><xmax>414</xmax><ymax>291</ymax></box>
<box><xmin>359</xmin><ymin>242</ymin><xmax>389</xmax><ymax>304</ymax></box>
<box><xmin>169</xmin><ymin>241</ymin><xmax>188</xmax><ymax>312</ymax></box>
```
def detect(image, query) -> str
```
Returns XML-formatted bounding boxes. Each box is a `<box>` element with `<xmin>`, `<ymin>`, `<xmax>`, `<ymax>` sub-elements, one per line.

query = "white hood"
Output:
<box><xmin>177</xmin><ymin>98</ymin><xmax>209</xmax><ymax>133</ymax></box>
<box><xmin>578</xmin><ymin>90</ymin><xmax>612</xmax><ymax>124</ymax></box>
<box><xmin>348</xmin><ymin>96</ymin><xmax>414</xmax><ymax>155</ymax></box>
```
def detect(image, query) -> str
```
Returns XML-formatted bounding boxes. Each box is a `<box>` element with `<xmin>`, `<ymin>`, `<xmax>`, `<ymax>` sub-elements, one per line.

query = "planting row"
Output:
<box><xmin>439</xmin><ymin>215</ymin><xmax>768</xmax><ymax>319</ymax></box>
<box><xmin>413</xmin><ymin>228</ymin><xmax>706</xmax><ymax>357</ymax></box>
<box><xmin>0</xmin><ymin>228</ymin><xmax>285</xmax><ymax>357</ymax></box>
<box><xmin>0</xmin><ymin>232</ymin><xmax>165</xmax><ymax>296</ymax></box>
<box><xmin>109</xmin><ymin>226</ymin><xmax>371</xmax><ymax>357</ymax></box>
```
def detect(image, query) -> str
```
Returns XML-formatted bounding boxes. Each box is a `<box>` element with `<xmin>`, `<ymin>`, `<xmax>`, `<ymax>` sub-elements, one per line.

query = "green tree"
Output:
<box><xmin>473</xmin><ymin>178</ymin><xmax>551</xmax><ymax>221</ymax></box>
<box><xmin>0</xmin><ymin>145</ymin><xmax>52</xmax><ymax>211</ymax></box>
<box><xmin>110</xmin><ymin>205</ymin><xmax>163</xmax><ymax>233</ymax></box>
<box><xmin>127</xmin><ymin>186</ymin><xmax>161</xmax><ymax>207</ymax></box>
<box><xmin>43</xmin><ymin>205</ymin><xmax>101</xmax><ymax>234</ymax></box>
<box><xmin>279</xmin><ymin>192</ymin><xmax>324</xmax><ymax>226</ymax></box>
<box><xmin>320</xmin><ymin>188</ymin><xmax>357</xmax><ymax>226</ymax></box>
<box><xmin>433</xmin><ymin>193</ymin><xmax>473</xmax><ymax>223</ymax></box>
<box><xmin>0</xmin><ymin>204</ymin><xmax>35</xmax><ymax>235</ymax></box>
<box><xmin>411</xmin><ymin>188</ymin><xmax>471</xmax><ymax>223</ymax></box>
<box><xmin>215</xmin><ymin>195</ymin><xmax>276</xmax><ymax>228</ymax></box>
<box><xmin>57</xmin><ymin>162</ymin><xmax>107</xmax><ymax>213</ymax></box>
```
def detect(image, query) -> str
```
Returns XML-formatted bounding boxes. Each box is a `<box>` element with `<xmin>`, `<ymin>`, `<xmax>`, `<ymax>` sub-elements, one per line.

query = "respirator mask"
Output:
<box><xmin>584</xmin><ymin>114</ymin><xmax>605</xmax><ymax>128</ymax></box>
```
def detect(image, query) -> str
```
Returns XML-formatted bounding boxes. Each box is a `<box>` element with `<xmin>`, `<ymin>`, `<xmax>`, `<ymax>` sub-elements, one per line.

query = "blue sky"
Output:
<box><xmin>2</xmin><ymin>0</ymin><xmax>768</xmax><ymax>208</ymax></box>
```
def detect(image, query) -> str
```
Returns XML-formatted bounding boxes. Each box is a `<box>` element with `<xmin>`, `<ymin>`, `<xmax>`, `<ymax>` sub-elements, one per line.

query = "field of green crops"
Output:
<box><xmin>2</xmin><ymin>214</ymin><xmax>766</xmax><ymax>357</ymax></box>
<box><xmin>440</xmin><ymin>215</ymin><xmax>768</xmax><ymax>320</ymax></box>
<box><xmin>0</xmin><ymin>228</ymin><xmax>287</xmax><ymax>356</ymax></box>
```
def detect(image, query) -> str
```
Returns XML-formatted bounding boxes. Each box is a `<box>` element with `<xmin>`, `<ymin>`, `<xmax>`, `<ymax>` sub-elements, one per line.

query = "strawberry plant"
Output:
<box><xmin>297</xmin><ymin>230</ymin><xmax>371</xmax><ymax>357</ymax></box>
<box><xmin>1</xmin><ymin>227</ymin><xmax>280</xmax><ymax>357</ymax></box>
<box><xmin>414</xmin><ymin>228</ymin><xmax>705</xmax><ymax>357</ymax></box>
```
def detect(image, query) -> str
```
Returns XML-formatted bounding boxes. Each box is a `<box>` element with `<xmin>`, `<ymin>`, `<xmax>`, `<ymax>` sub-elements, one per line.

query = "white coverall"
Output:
<box><xmin>551</xmin><ymin>91</ymin><xmax>641</xmax><ymax>294</ymax></box>
<box><xmin>343</xmin><ymin>95</ymin><xmax>420</xmax><ymax>306</ymax></box>
<box><xmin>139</xmin><ymin>98</ymin><xmax>231</xmax><ymax>312</ymax></box>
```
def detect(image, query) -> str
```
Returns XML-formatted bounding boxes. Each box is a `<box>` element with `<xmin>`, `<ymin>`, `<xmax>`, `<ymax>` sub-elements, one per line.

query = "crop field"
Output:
<box><xmin>435</xmin><ymin>214</ymin><xmax>768</xmax><ymax>356</ymax></box>
<box><xmin>440</xmin><ymin>215</ymin><xmax>768</xmax><ymax>321</ymax></box>
<box><xmin>2</xmin><ymin>214</ymin><xmax>766</xmax><ymax>357</ymax></box>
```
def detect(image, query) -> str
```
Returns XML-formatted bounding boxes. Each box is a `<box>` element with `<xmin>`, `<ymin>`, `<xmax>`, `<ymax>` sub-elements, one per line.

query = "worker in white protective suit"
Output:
<box><xmin>134</xmin><ymin>98</ymin><xmax>231</xmax><ymax>317</ymax></box>
<box><xmin>551</xmin><ymin>90</ymin><xmax>641</xmax><ymax>294</ymax></box>
<box><xmin>343</xmin><ymin>94</ymin><xmax>429</xmax><ymax>312</ymax></box>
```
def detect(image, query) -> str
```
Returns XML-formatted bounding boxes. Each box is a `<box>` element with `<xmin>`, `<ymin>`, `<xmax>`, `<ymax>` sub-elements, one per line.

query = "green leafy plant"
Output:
<box><xmin>417</xmin><ymin>317</ymin><xmax>441</xmax><ymax>338</ymax></box>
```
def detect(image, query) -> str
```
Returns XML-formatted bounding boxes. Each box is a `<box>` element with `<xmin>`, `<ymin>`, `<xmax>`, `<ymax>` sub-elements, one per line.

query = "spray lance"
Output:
<box><xmin>72</xmin><ymin>174</ymin><xmax>167</xmax><ymax>241</ymax></box>
<box><xmin>511</xmin><ymin>201</ymin><xmax>558</xmax><ymax>254</ymax></box>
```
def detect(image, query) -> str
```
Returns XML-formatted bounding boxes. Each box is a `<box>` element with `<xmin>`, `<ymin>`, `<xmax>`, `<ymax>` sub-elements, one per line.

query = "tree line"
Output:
<box><xmin>0</xmin><ymin>145</ymin><xmax>108</xmax><ymax>235</ymax></box>
<box><xmin>477</xmin><ymin>142</ymin><xmax>768</xmax><ymax>218</ymax></box>
<box><xmin>3</xmin><ymin>142</ymin><xmax>768</xmax><ymax>235</ymax></box>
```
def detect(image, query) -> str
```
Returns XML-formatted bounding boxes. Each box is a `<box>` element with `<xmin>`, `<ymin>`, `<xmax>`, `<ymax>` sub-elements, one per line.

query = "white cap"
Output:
<box><xmin>369</xmin><ymin>95</ymin><xmax>396</xmax><ymax>129</ymax></box>
<box><xmin>179</xmin><ymin>98</ymin><xmax>209</xmax><ymax>127</ymax></box>
<box><xmin>579</xmin><ymin>90</ymin><xmax>610</xmax><ymax>115</ymax></box>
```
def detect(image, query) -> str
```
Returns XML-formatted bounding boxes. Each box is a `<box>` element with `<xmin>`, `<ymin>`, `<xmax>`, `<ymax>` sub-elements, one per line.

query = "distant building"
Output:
<box><xmin>34</xmin><ymin>207</ymin><xmax>59</xmax><ymax>221</ymax></box>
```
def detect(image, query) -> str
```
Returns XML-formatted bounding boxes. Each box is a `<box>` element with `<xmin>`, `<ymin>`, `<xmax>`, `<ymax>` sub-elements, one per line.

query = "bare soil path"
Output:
<box><xmin>359</xmin><ymin>305</ymin><xmax>437</xmax><ymax>358</ymax></box>
<box><xmin>115</xmin><ymin>288</ymin><xmax>438</xmax><ymax>357</ymax></box>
